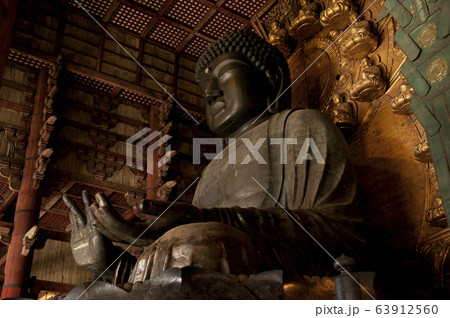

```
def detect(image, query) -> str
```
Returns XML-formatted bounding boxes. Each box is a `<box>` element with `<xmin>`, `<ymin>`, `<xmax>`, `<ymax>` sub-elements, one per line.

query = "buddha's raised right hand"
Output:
<box><xmin>63</xmin><ymin>190</ymin><xmax>113</xmax><ymax>279</ymax></box>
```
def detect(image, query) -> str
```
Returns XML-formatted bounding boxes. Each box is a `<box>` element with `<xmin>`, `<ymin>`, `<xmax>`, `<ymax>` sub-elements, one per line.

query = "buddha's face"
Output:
<box><xmin>199</xmin><ymin>52</ymin><xmax>268</xmax><ymax>137</ymax></box>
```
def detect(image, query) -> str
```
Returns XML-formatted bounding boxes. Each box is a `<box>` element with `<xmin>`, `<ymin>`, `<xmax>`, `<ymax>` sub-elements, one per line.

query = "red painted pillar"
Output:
<box><xmin>1</xmin><ymin>69</ymin><xmax>47</xmax><ymax>299</ymax></box>
<box><xmin>0</xmin><ymin>0</ymin><xmax>19</xmax><ymax>87</ymax></box>
<box><xmin>146</xmin><ymin>106</ymin><xmax>160</xmax><ymax>200</ymax></box>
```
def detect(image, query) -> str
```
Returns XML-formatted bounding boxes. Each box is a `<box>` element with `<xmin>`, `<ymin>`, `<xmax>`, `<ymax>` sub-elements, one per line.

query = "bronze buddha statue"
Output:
<box><xmin>63</xmin><ymin>30</ymin><xmax>365</xmax><ymax>299</ymax></box>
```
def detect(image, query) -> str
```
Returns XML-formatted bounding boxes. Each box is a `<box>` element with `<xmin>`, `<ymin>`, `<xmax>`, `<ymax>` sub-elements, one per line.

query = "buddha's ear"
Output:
<box><xmin>265</xmin><ymin>66</ymin><xmax>284</xmax><ymax>114</ymax></box>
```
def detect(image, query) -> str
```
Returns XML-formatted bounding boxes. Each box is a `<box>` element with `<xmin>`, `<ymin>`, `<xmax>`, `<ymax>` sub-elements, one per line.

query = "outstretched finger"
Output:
<box><xmin>82</xmin><ymin>190</ymin><xmax>96</xmax><ymax>224</ymax></box>
<box><xmin>62</xmin><ymin>194</ymin><xmax>86</xmax><ymax>230</ymax></box>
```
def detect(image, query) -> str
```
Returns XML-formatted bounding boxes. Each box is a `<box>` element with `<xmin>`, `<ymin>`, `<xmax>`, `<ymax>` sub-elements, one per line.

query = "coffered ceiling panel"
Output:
<box><xmin>165</xmin><ymin>0</ymin><xmax>211</xmax><ymax>28</ymax></box>
<box><xmin>223</xmin><ymin>0</ymin><xmax>268</xmax><ymax>18</ymax></box>
<box><xmin>68</xmin><ymin>0</ymin><xmax>114</xmax><ymax>18</ymax></box>
<box><xmin>201</xmin><ymin>11</ymin><xmax>245</xmax><ymax>40</ymax></box>
<box><xmin>147</xmin><ymin>21</ymin><xmax>189</xmax><ymax>49</ymax></box>
<box><xmin>110</xmin><ymin>4</ymin><xmax>152</xmax><ymax>34</ymax></box>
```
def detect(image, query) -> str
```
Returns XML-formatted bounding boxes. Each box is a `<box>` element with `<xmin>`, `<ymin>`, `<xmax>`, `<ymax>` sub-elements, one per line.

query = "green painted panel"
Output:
<box><xmin>410</xmin><ymin>12</ymin><xmax>443</xmax><ymax>56</ymax></box>
<box><xmin>417</xmin><ymin>45</ymin><xmax>450</xmax><ymax>94</ymax></box>
<box><xmin>395</xmin><ymin>27</ymin><xmax>422</xmax><ymax>60</ymax></box>
<box><xmin>384</xmin><ymin>0</ymin><xmax>413</xmax><ymax>27</ymax></box>
<box><xmin>412</xmin><ymin>0</ymin><xmax>430</xmax><ymax>23</ymax></box>
<box><xmin>401</xmin><ymin>60</ymin><xmax>431</xmax><ymax>97</ymax></box>
<box><xmin>409</xmin><ymin>96</ymin><xmax>441</xmax><ymax>135</ymax></box>
<box><xmin>431</xmin><ymin>94</ymin><xmax>450</xmax><ymax>158</ymax></box>
<box><xmin>438</xmin><ymin>0</ymin><xmax>450</xmax><ymax>38</ymax></box>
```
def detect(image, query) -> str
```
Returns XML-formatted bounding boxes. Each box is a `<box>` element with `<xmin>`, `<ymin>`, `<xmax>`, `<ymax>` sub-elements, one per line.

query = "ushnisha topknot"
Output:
<box><xmin>196</xmin><ymin>30</ymin><xmax>291</xmax><ymax>110</ymax></box>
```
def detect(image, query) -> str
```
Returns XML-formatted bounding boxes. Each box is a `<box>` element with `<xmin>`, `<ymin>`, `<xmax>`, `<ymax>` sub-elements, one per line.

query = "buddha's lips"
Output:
<box><xmin>211</xmin><ymin>101</ymin><xmax>227</xmax><ymax>116</ymax></box>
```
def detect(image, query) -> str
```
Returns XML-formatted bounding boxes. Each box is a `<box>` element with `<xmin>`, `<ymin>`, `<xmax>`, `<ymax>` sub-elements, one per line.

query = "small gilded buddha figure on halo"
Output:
<box><xmin>331</xmin><ymin>93</ymin><xmax>357</xmax><ymax>134</ymax></box>
<box><xmin>339</xmin><ymin>19</ymin><xmax>378</xmax><ymax>60</ymax></box>
<box><xmin>268</xmin><ymin>20</ymin><xmax>291</xmax><ymax>57</ymax></box>
<box><xmin>350</xmin><ymin>56</ymin><xmax>386</xmax><ymax>102</ymax></box>
<box><xmin>390</xmin><ymin>82</ymin><xmax>415</xmax><ymax>114</ymax></box>
<box><xmin>320</xmin><ymin>0</ymin><xmax>358</xmax><ymax>30</ymax></box>
<box><xmin>287</xmin><ymin>0</ymin><xmax>321</xmax><ymax>41</ymax></box>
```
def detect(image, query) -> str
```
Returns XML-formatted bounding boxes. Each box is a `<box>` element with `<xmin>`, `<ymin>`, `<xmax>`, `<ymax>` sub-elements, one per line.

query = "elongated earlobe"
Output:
<box><xmin>265</xmin><ymin>66</ymin><xmax>284</xmax><ymax>113</ymax></box>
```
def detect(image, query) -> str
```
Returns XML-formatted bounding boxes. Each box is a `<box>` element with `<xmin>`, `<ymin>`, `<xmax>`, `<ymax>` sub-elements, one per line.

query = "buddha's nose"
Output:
<box><xmin>205</xmin><ymin>80</ymin><xmax>222</xmax><ymax>105</ymax></box>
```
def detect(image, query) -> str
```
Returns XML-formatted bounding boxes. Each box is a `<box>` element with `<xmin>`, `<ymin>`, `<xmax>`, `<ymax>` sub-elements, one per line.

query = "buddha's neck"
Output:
<box><xmin>227</xmin><ymin>113</ymin><xmax>270</xmax><ymax>138</ymax></box>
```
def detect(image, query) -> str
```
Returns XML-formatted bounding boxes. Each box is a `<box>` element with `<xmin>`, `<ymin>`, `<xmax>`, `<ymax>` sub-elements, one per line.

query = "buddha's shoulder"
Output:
<box><xmin>282</xmin><ymin>108</ymin><xmax>332</xmax><ymax>125</ymax></box>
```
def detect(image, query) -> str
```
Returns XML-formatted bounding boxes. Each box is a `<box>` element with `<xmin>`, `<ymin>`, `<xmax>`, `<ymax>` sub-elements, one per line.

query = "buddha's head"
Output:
<box><xmin>196</xmin><ymin>30</ymin><xmax>291</xmax><ymax>137</ymax></box>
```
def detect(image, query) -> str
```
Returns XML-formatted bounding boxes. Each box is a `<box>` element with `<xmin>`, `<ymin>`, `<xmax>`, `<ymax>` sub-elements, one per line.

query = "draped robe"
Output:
<box><xmin>129</xmin><ymin>109</ymin><xmax>365</xmax><ymax>284</ymax></box>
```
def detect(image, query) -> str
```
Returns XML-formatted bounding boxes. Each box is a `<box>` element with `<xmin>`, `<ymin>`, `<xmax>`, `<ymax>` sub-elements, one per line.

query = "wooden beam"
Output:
<box><xmin>31</xmin><ymin>279</ymin><xmax>76</xmax><ymax>295</ymax></box>
<box><xmin>0</xmin><ymin>190</ymin><xmax>18</xmax><ymax>216</ymax></box>
<box><xmin>0</xmin><ymin>98</ymin><xmax>27</xmax><ymax>113</ymax></box>
<box><xmin>0</xmin><ymin>0</ymin><xmax>20</xmax><ymax>87</ymax></box>
<box><xmin>39</xmin><ymin>227</ymin><xmax>70</xmax><ymax>242</ymax></box>
<box><xmin>39</xmin><ymin>182</ymin><xmax>75</xmax><ymax>219</ymax></box>
<box><xmin>0</xmin><ymin>220</ymin><xmax>71</xmax><ymax>243</ymax></box>
<box><xmin>47</xmin><ymin>169</ymin><xmax>145</xmax><ymax>197</ymax></box>
<box><xmin>103</xmin><ymin>0</ymin><xmax>120</xmax><ymax>23</ymax></box>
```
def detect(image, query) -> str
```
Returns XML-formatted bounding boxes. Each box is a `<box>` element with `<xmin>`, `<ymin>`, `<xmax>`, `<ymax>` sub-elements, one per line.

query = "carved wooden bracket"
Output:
<box><xmin>0</xmin><ymin>225</ymin><xmax>12</xmax><ymax>245</ymax></box>
<box><xmin>125</xmin><ymin>191</ymin><xmax>144</xmax><ymax>208</ymax></box>
<box><xmin>43</xmin><ymin>55</ymin><xmax>62</xmax><ymax>120</ymax></box>
<box><xmin>129</xmin><ymin>167</ymin><xmax>147</xmax><ymax>188</ymax></box>
<box><xmin>32</xmin><ymin>116</ymin><xmax>57</xmax><ymax>190</ymax></box>
<box><xmin>0</xmin><ymin>160</ymin><xmax>23</xmax><ymax>191</ymax></box>
<box><xmin>21</xmin><ymin>225</ymin><xmax>39</xmax><ymax>256</ymax></box>
<box><xmin>93</xmin><ymin>94</ymin><xmax>119</xmax><ymax>113</ymax></box>
<box><xmin>4</xmin><ymin>127</ymin><xmax>27</xmax><ymax>151</ymax></box>
<box><xmin>159</xmin><ymin>99</ymin><xmax>173</xmax><ymax>129</ymax></box>
<box><xmin>20</xmin><ymin>108</ymin><xmax>32</xmax><ymax>124</ymax></box>
<box><xmin>91</xmin><ymin>110</ymin><xmax>119</xmax><ymax>131</ymax></box>
<box><xmin>77</xmin><ymin>149</ymin><xmax>125</xmax><ymax>181</ymax></box>
<box><xmin>156</xmin><ymin>180</ymin><xmax>177</xmax><ymax>201</ymax></box>
<box><xmin>39</xmin><ymin>115</ymin><xmax>57</xmax><ymax>152</ymax></box>
<box><xmin>33</xmin><ymin>148</ymin><xmax>53</xmax><ymax>190</ymax></box>
<box><xmin>88</xmin><ymin>129</ymin><xmax>118</xmax><ymax>151</ymax></box>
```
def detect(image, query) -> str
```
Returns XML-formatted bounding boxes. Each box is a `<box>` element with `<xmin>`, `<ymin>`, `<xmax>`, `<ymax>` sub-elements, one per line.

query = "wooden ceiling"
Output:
<box><xmin>0</xmin><ymin>0</ymin><xmax>278</xmax><ymax>239</ymax></box>
<box><xmin>67</xmin><ymin>0</ymin><xmax>276</xmax><ymax>58</ymax></box>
